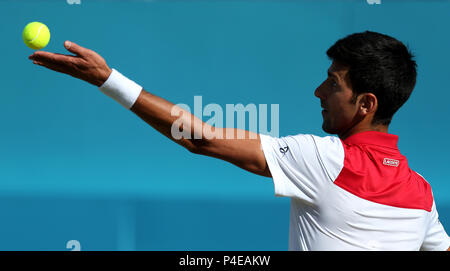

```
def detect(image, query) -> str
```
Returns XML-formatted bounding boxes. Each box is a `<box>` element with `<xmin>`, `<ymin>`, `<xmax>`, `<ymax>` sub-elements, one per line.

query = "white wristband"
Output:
<box><xmin>98</xmin><ymin>68</ymin><xmax>143</xmax><ymax>109</ymax></box>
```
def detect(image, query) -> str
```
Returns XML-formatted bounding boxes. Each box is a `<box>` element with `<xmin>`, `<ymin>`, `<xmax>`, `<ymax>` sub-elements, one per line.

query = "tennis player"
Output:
<box><xmin>28</xmin><ymin>31</ymin><xmax>449</xmax><ymax>251</ymax></box>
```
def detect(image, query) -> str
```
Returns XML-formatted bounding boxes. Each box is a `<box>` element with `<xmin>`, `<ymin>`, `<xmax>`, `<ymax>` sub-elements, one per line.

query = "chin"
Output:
<box><xmin>322</xmin><ymin>122</ymin><xmax>338</xmax><ymax>135</ymax></box>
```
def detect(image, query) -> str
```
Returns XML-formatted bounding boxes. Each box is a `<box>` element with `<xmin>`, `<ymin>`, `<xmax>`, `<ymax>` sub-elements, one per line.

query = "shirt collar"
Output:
<box><xmin>342</xmin><ymin>131</ymin><xmax>399</xmax><ymax>149</ymax></box>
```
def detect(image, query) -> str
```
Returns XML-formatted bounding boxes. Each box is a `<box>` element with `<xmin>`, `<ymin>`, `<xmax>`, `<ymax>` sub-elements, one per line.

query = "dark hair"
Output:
<box><xmin>326</xmin><ymin>31</ymin><xmax>417</xmax><ymax>125</ymax></box>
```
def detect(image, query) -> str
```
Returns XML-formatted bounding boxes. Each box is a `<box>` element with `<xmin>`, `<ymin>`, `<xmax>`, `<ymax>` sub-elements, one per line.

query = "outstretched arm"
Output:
<box><xmin>29</xmin><ymin>41</ymin><xmax>271</xmax><ymax>177</ymax></box>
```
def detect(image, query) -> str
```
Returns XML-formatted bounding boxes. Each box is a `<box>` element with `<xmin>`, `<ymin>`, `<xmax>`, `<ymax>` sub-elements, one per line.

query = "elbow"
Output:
<box><xmin>185</xmin><ymin>138</ymin><xmax>210</xmax><ymax>155</ymax></box>
<box><xmin>186</xmin><ymin>144</ymin><xmax>201</xmax><ymax>155</ymax></box>
<box><xmin>182</xmin><ymin>124</ymin><xmax>216</xmax><ymax>155</ymax></box>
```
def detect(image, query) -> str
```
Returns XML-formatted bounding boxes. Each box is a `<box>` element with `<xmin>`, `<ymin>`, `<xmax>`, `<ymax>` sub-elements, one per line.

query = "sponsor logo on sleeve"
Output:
<box><xmin>280</xmin><ymin>146</ymin><xmax>289</xmax><ymax>156</ymax></box>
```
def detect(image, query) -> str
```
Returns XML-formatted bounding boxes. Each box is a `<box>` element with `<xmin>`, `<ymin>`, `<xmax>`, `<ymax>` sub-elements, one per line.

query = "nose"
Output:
<box><xmin>314</xmin><ymin>81</ymin><xmax>326</xmax><ymax>100</ymax></box>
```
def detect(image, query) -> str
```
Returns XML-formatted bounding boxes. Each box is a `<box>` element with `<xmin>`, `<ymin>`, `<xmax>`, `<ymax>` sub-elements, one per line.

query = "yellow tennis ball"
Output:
<box><xmin>22</xmin><ymin>22</ymin><xmax>51</xmax><ymax>50</ymax></box>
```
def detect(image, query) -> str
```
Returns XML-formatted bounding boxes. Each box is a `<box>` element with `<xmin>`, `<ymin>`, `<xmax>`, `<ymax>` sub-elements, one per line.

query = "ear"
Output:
<box><xmin>358</xmin><ymin>93</ymin><xmax>378</xmax><ymax>115</ymax></box>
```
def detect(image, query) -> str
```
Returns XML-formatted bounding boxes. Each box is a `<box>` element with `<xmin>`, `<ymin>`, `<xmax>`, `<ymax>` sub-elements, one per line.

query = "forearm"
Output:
<box><xmin>130</xmin><ymin>89</ymin><xmax>206</xmax><ymax>152</ymax></box>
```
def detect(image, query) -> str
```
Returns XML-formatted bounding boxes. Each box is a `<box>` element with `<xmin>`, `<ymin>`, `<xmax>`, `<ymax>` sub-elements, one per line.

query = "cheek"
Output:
<box><xmin>340</xmin><ymin>103</ymin><xmax>357</xmax><ymax>118</ymax></box>
<box><xmin>328</xmin><ymin>98</ymin><xmax>357</xmax><ymax>124</ymax></box>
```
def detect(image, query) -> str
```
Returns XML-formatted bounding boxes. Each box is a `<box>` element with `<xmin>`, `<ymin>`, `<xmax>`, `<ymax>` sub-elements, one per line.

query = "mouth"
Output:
<box><xmin>320</xmin><ymin>101</ymin><xmax>327</xmax><ymax>111</ymax></box>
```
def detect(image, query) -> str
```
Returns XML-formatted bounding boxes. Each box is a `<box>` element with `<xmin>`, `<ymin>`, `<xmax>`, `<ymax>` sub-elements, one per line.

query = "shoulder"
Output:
<box><xmin>260</xmin><ymin>133</ymin><xmax>346</xmax><ymax>181</ymax></box>
<box><xmin>260</xmin><ymin>133</ymin><xmax>344</xmax><ymax>158</ymax></box>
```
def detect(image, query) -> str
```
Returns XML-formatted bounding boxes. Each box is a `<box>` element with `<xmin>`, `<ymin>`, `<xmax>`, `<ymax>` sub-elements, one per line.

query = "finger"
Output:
<box><xmin>32</xmin><ymin>59</ymin><xmax>69</xmax><ymax>75</ymax></box>
<box><xmin>29</xmin><ymin>51</ymin><xmax>79</xmax><ymax>66</ymax></box>
<box><xmin>64</xmin><ymin>41</ymin><xmax>90</xmax><ymax>57</ymax></box>
<box><xmin>33</xmin><ymin>59</ymin><xmax>83</xmax><ymax>81</ymax></box>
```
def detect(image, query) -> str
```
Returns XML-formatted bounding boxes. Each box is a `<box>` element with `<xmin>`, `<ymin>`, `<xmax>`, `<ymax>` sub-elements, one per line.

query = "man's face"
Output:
<box><xmin>314</xmin><ymin>61</ymin><xmax>360</xmax><ymax>135</ymax></box>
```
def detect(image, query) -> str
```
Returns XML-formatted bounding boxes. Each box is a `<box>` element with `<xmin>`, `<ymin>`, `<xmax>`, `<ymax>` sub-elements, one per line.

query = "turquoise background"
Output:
<box><xmin>0</xmin><ymin>0</ymin><xmax>449</xmax><ymax>250</ymax></box>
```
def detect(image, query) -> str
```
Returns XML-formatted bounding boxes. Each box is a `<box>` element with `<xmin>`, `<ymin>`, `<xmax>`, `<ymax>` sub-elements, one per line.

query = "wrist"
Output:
<box><xmin>96</xmin><ymin>67</ymin><xmax>112</xmax><ymax>87</ymax></box>
<box><xmin>98</xmin><ymin>69</ymin><xmax>143</xmax><ymax>109</ymax></box>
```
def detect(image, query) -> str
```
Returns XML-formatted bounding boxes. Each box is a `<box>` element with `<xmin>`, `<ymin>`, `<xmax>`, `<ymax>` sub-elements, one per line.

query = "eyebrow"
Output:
<box><xmin>327</xmin><ymin>70</ymin><xmax>338</xmax><ymax>79</ymax></box>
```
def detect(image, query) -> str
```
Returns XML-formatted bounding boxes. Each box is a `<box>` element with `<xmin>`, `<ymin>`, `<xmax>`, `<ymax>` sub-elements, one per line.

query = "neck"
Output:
<box><xmin>338</xmin><ymin>123</ymin><xmax>389</xmax><ymax>140</ymax></box>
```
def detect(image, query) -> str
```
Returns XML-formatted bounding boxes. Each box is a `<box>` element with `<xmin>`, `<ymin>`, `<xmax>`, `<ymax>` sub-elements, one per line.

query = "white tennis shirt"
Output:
<box><xmin>260</xmin><ymin>131</ymin><xmax>450</xmax><ymax>251</ymax></box>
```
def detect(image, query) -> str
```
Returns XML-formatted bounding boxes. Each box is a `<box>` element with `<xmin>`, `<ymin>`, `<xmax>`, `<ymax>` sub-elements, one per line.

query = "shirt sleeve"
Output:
<box><xmin>259</xmin><ymin>133</ymin><xmax>344</xmax><ymax>205</ymax></box>
<box><xmin>420</xmin><ymin>201</ymin><xmax>450</xmax><ymax>251</ymax></box>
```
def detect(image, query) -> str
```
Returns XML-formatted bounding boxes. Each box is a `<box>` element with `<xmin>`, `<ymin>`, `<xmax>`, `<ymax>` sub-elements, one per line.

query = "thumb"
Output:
<box><xmin>64</xmin><ymin>41</ymin><xmax>87</xmax><ymax>56</ymax></box>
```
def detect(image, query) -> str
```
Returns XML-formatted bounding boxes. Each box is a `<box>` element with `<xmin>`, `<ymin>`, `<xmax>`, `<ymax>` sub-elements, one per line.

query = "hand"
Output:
<box><xmin>28</xmin><ymin>41</ymin><xmax>112</xmax><ymax>87</ymax></box>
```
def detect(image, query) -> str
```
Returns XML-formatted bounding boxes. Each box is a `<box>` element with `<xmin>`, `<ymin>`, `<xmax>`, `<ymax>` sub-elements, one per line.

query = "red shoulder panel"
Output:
<box><xmin>334</xmin><ymin>141</ymin><xmax>433</xmax><ymax>212</ymax></box>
